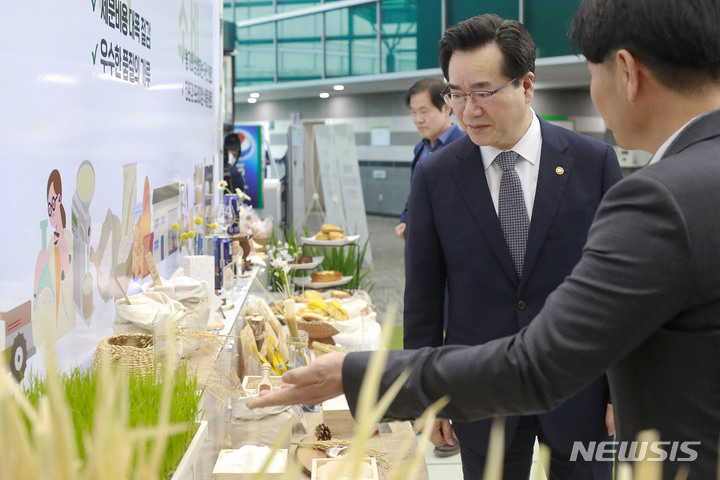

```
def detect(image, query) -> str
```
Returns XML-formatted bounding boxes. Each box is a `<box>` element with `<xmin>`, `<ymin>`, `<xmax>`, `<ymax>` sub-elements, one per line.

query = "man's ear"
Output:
<box><xmin>615</xmin><ymin>49</ymin><xmax>640</xmax><ymax>102</ymax></box>
<box><xmin>522</xmin><ymin>71</ymin><xmax>535</xmax><ymax>103</ymax></box>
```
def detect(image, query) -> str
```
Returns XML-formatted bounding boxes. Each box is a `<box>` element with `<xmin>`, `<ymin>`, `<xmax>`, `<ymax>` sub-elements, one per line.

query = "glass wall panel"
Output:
<box><xmin>525</xmin><ymin>0</ymin><xmax>582</xmax><ymax>58</ymax></box>
<box><xmin>349</xmin><ymin>4</ymin><xmax>377</xmax><ymax>36</ymax></box>
<box><xmin>226</xmin><ymin>0</ymin><xmax>586</xmax><ymax>90</ymax></box>
<box><xmin>229</xmin><ymin>2</ymin><xmax>274</xmax><ymax>22</ymax></box>
<box><xmin>236</xmin><ymin>23</ymin><xmax>274</xmax><ymax>43</ymax></box>
<box><xmin>235</xmin><ymin>44</ymin><xmax>275</xmax><ymax>85</ymax></box>
<box><xmin>446</xmin><ymin>0</ymin><xmax>518</xmax><ymax>28</ymax></box>
<box><xmin>277</xmin><ymin>0</ymin><xmax>323</xmax><ymax>15</ymax></box>
<box><xmin>326</xmin><ymin>40</ymin><xmax>350</xmax><ymax>77</ymax></box>
<box><xmin>349</xmin><ymin>5</ymin><xmax>379</xmax><ymax>76</ymax></box>
<box><xmin>277</xmin><ymin>14</ymin><xmax>322</xmax><ymax>40</ymax></box>
<box><xmin>277</xmin><ymin>14</ymin><xmax>323</xmax><ymax>80</ymax></box>
<box><xmin>380</xmin><ymin>0</ymin><xmax>416</xmax><ymax>73</ymax></box>
<box><xmin>278</xmin><ymin>41</ymin><xmax>323</xmax><ymax>80</ymax></box>
<box><xmin>382</xmin><ymin>36</ymin><xmax>416</xmax><ymax>73</ymax></box>
<box><xmin>351</xmin><ymin>38</ymin><xmax>378</xmax><ymax>76</ymax></box>
<box><xmin>325</xmin><ymin>9</ymin><xmax>349</xmax><ymax>37</ymax></box>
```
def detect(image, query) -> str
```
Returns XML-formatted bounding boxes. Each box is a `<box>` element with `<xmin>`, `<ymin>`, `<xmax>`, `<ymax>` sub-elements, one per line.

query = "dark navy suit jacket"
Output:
<box><xmin>399</xmin><ymin>124</ymin><xmax>466</xmax><ymax>224</ymax></box>
<box><xmin>402</xmin><ymin>117</ymin><xmax>622</xmax><ymax>457</ymax></box>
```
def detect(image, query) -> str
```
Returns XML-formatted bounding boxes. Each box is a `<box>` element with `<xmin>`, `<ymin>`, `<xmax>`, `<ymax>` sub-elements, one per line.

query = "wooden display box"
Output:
<box><xmin>321</xmin><ymin>394</ymin><xmax>355</xmax><ymax>438</ymax></box>
<box><xmin>241</xmin><ymin>375</ymin><xmax>285</xmax><ymax>394</ymax></box>
<box><xmin>212</xmin><ymin>448</ymin><xmax>288</xmax><ymax>479</ymax></box>
<box><xmin>311</xmin><ymin>457</ymin><xmax>379</xmax><ymax>480</ymax></box>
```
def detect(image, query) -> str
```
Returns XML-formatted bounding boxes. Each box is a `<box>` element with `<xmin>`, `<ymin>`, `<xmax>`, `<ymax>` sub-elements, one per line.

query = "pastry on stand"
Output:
<box><xmin>310</xmin><ymin>270</ymin><xmax>342</xmax><ymax>283</ymax></box>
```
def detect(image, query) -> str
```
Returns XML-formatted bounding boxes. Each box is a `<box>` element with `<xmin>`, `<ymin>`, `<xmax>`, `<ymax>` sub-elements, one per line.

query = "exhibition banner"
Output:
<box><xmin>0</xmin><ymin>0</ymin><xmax>221</xmax><ymax>378</ymax></box>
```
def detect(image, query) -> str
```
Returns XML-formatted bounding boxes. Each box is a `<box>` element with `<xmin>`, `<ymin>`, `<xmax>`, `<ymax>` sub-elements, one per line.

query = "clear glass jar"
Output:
<box><xmin>286</xmin><ymin>330</ymin><xmax>311</xmax><ymax>370</ymax></box>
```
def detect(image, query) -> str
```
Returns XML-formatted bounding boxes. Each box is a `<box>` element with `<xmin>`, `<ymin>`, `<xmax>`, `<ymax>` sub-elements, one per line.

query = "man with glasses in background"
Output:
<box><xmin>395</xmin><ymin>78</ymin><xmax>465</xmax><ymax>240</ymax></box>
<box><xmin>401</xmin><ymin>14</ymin><xmax>621</xmax><ymax>479</ymax></box>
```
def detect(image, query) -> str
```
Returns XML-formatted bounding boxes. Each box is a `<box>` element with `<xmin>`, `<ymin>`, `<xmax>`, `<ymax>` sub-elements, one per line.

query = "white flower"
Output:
<box><xmin>217</xmin><ymin>180</ymin><xmax>228</xmax><ymax>191</ymax></box>
<box><xmin>271</xmin><ymin>257</ymin><xmax>291</xmax><ymax>274</ymax></box>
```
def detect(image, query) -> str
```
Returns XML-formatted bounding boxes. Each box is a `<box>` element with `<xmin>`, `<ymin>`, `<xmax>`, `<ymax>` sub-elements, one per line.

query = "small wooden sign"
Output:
<box><xmin>145</xmin><ymin>252</ymin><xmax>162</xmax><ymax>286</ymax></box>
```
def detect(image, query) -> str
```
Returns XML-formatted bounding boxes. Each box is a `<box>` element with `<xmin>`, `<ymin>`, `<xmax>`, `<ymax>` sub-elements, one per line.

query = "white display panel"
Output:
<box><xmin>313</xmin><ymin>124</ymin><xmax>372</xmax><ymax>266</ymax></box>
<box><xmin>0</xmin><ymin>0</ymin><xmax>221</xmax><ymax>375</ymax></box>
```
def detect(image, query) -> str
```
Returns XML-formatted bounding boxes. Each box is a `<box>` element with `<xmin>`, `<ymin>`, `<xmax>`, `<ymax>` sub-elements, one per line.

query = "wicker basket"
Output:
<box><xmin>297</xmin><ymin>319</ymin><xmax>339</xmax><ymax>346</ymax></box>
<box><xmin>92</xmin><ymin>333</ymin><xmax>154</xmax><ymax>376</ymax></box>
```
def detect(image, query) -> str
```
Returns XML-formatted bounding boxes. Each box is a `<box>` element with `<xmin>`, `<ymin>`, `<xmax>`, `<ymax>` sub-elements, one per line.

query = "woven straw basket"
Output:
<box><xmin>297</xmin><ymin>319</ymin><xmax>339</xmax><ymax>346</ymax></box>
<box><xmin>92</xmin><ymin>333</ymin><xmax>154</xmax><ymax>376</ymax></box>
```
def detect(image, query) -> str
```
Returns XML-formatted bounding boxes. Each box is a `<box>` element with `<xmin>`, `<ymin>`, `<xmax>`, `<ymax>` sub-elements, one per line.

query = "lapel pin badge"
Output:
<box><xmin>555</xmin><ymin>166</ymin><xmax>565</xmax><ymax>175</ymax></box>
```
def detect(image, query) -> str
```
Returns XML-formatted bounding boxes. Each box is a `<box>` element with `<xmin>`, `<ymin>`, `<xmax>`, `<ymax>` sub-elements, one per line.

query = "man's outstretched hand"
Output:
<box><xmin>246</xmin><ymin>352</ymin><xmax>348</xmax><ymax>408</ymax></box>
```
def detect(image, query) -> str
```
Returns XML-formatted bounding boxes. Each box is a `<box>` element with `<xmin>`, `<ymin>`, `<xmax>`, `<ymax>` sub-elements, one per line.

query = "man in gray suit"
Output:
<box><xmin>249</xmin><ymin>0</ymin><xmax>720</xmax><ymax>477</ymax></box>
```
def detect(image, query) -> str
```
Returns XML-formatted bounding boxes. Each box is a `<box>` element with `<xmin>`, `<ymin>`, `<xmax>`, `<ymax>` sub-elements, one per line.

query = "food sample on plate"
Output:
<box><xmin>314</xmin><ymin>223</ymin><xmax>347</xmax><ymax>241</ymax></box>
<box><xmin>290</xmin><ymin>255</ymin><xmax>314</xmax><ymax>264</ymax></box>
<box><xmin>310</xmin><ymin>270</ymin><xmax>342</xmax><ymax>283</ymax></box>
<box><xmin>293</xmin><ymin>289</ymin><xmax>323</xmax><ymax>304</ymax></box>
<box><xmin>296</xmin><ymin>299</ymin><xmax>349</xmax><ymax>322</ymax></box>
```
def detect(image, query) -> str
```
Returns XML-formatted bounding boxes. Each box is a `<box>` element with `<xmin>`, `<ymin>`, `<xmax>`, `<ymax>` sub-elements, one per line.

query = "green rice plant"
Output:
<box><xmin>19</xmin><ymin>362</ymin><xmax>202</xmax><ymax>479</ymax></box>
<box><xmin>127</xmin><ymin>363</ymin><xmax>202</xmax><ymax>478</ymax></box>
<box><xmin>317</xmin><ymin>237</ymin><xmax>374</xmax><ymax>291</ymax></box>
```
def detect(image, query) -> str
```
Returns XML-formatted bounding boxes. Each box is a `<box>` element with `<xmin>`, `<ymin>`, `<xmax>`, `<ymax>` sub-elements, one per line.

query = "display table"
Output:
<box><xmin>178</xmin><ymin>265</ymin><xmax>427</xmax><ymax>480</ymax></box>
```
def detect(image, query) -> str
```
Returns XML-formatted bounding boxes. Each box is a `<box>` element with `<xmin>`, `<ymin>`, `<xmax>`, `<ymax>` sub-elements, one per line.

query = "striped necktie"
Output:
<box><xmin>495</xmin><ymin>151</ymin><xmax>529</xmax><ymax>277</ymax></box>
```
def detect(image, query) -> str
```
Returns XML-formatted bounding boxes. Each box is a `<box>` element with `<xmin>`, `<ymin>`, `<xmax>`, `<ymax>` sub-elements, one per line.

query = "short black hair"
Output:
<box><xmin>224</xmin><ymin>132</ymin><xmax>241</xmax><ymax>151</ymax></box>
<box><xmin>405</xmin><ymin>78</ymin><xmax>447</xmax><ymax>111</ymax></box>
<box><xmin>438</xmin><ymin>14</ymin><xmax>535</xmax><ymax>87</ymax></box>
<box><xmin>568</xmin><ymin>0</ymin><xmax>720</xmax><ymax>91</ymax></box>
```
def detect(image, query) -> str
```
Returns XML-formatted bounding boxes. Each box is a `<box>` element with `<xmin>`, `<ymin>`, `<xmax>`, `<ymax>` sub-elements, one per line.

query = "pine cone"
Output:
<box><xmin>314</xmin><ymin>422</ymin><xmax>332</xmax><ymax>441</ymax></box>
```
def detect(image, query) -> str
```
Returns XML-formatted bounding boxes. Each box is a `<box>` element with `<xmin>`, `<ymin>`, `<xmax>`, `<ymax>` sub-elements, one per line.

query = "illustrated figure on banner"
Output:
<box><xmin>32</xmin><ymin>169</ymin><xmax>76</xmax><ymax>345</ymax></box>
<box><xmin>131</xmin><ymin>176</ymin><xmax>153</xmax><ymax>279</ymax></box>
<box><xmin>89</xmin><ymin>163</ymin><xmax>136</xmax><ymax>303</ymax></box>
<box><xmin>71</xmin><ymin>160</ymin><xmax>96</xmax><ymax>323</ymax></box>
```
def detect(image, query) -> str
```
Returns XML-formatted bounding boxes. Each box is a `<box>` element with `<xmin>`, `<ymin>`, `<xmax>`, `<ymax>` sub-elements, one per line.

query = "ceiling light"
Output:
<box><xmin>247</xmin><ymin>97</ymin><xmax>257</xmax><ymax>103</ymax></box>
<box><xmin>333</xmin><ymin>85</ymin><xmax>344</xmax><ymax>91</ymax></box>
<box><xmin>319</xmin><ymin>92</ymin><xmax>330</xmax><ymax>98</ymax></box>
<box><xmin>249</xmin><ymin>92</ymin><xmax>260</xmax><ymax>98</ymax></box>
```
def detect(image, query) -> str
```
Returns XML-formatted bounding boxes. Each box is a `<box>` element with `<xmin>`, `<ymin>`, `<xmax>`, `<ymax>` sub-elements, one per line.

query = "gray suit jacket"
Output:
<box><xmin>343</xmin><ymin>109</ymin><xmax>720</xmax><ymax>479</ymax></box>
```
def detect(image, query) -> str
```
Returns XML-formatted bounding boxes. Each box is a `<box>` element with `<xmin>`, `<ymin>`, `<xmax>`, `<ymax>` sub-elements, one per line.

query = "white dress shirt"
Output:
<box><xmin>479</xmin><ymin>109</ymin><xmax>542</xmax><ymax>220</ymax></box>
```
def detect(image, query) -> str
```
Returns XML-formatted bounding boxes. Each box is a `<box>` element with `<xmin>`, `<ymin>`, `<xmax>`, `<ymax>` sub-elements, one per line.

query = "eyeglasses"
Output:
<box><xmin>442</xmin><ymin>77</ymin><xmax>519</xmax><ymax>108</ymax></box>
<box><xmin>48</xmin><ymin>194</ymin><xmax>60</xmax><ymax>217</ymax></box>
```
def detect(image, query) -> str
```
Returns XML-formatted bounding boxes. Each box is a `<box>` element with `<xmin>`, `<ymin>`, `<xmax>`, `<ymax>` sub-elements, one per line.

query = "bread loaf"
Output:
<box><xmin>311</xmin><ymin>270</ymin><xmax>342</xmax><ymax>283</ymax></box>
<box><xmin>320</xmin><ymin>223</ymin><xmax>343</xmax><ymax>233</ymax></box>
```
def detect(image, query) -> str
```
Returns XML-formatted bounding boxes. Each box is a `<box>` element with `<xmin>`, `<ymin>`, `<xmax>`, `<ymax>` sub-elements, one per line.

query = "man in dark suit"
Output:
<box><xmin>248</xmin><ymin>0</ymin><xmax>720</xmax><ymax>478</ymax></box>
<box><xmin>395</xmin><ymin>78</ymin><xmax>466</xmax><ymax>240</ymax></box>
<box><xmin>401</xmin><ymin>14</ymin><xmax>621</xmax><ymax>479</ymax></box>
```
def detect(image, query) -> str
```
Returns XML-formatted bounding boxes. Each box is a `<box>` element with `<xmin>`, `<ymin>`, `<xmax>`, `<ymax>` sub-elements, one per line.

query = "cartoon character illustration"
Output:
<box><xmin>32</xmin><ymin>169</ymin><xmax>76</xmax><ymax>345</ymax></box>
<box><xmin>89</xmin><ymin>164</ymin><xmax>135</xmax><ymax>303</ymax></box>
<box><xmin>71</xmin><ymin>160</ymin><xmax>96</xmax><ymax>323</ymax></box>
<box><xmin>131</xmin><ymin>176</ymin><xmax>153</xmax><ymax>279</ymax></box>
